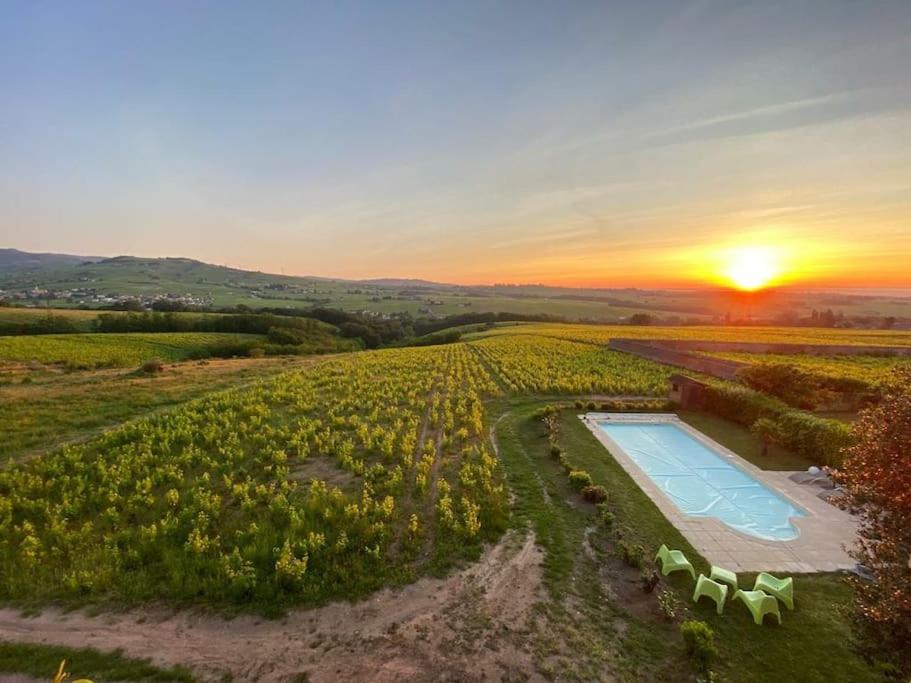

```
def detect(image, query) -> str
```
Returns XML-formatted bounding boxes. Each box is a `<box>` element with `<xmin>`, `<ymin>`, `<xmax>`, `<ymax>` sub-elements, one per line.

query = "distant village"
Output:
<box><xmin>0</xmin><ymin>286</ymin><xmax>212</xmax><ymax>310</ymax></box>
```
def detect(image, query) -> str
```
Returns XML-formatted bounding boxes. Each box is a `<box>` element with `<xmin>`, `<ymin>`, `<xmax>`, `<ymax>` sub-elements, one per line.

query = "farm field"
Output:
<box><xmin>466</xmin><ymin>322</ymin><xmax>911</xmax><ymax>347</ymax></box>
<box><xmin>470</xmin><ymin>334</ymin><xmax>672</xmax><ymax>395</ymax></box>
<box><xmin>705</xmin><ymin>351</ymin><xmax>911</xmax><ymax>385</ymax></box>
<box><xmin>0</xmin><ymin>344</ymin><xmax>509</xmax><ymax>609</ymax></box>
<box><xmin>0</xmin><ymin>327</ymin><xmax>890</xmax><ymax>681</ymax></box>
<box><xmin>0</xmin><ymin>357</ymin><xmax>308</xmax><ymax>462</ymax></box>
<box><xmin>0</xmin><ymin>332</ymin><xmax>265</xmax><ymax>367</ymax></box>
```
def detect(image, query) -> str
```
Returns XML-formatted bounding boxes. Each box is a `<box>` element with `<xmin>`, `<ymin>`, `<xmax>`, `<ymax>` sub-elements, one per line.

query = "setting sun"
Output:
<box><xmin>722</xmin><ymin>245</ymin><xmax>782</xmax><ymax>291</ymax></box>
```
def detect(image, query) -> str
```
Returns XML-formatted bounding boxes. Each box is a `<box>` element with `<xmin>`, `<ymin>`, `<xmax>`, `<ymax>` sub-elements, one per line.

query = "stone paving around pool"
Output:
<box><xmin>581</xmin><ymin>413</ymin><xmax>857</xmax><ymax>574</ymax></box>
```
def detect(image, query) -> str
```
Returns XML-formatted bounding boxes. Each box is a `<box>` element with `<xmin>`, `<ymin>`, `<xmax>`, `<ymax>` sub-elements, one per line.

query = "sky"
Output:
<box><xmin>1</xmin><ymin>0</ymin><xmax>910</xmax><ymax>288</ymax></box>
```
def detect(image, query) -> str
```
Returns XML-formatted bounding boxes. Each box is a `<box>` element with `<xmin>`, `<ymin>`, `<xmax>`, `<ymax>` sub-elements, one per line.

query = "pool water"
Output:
<box><xmin>597</xmin><ymin>421</ymin><xmax>805</xmax><ymax>541</ymax></box>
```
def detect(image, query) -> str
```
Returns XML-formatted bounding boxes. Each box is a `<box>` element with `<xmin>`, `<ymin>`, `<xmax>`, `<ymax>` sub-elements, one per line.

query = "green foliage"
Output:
<box><xmin>680</xmin><ymin>620</ymin><xmax>718</xmax><ymax>673</ymax></box>
<box><xmin>567</xmin><ymin>470</ymin><xmax>593</xmax><ymax>490</ymax></box>
<box><xmin>0</xmin><ymin>642</ymin><xmax>194</xmax><ymax>682</ymax></box>
<box><xmin>738</xmin><ymin>362</ymin><xmax>878</xmax><ymax>410</ymax></box>
<box><xmin>0</xmin><ymin>333</ymin><xmax>268</xmax><ymax>368</ymax></box>
<box><xmin>617</xmin><ymin>540</ymin><xmax>646</xmax><ymax>569</ymax></box>
<box><xmin>471</xmin><ymin>335</ymin><xmax>673</xmax><ymax>396</ymax></box>
<box><xmin>0</xmin><ymin>344</ymin><xmax>508</xmax><ymax>610</ymax></box>
<box><xmin>703</xmin><ymin>383</ymin><xmax>853</xmax><ymax>466</ymax></box>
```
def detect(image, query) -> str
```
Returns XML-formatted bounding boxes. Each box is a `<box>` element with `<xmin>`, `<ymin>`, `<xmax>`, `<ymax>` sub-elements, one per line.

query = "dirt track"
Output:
<box><xmin>0</xmin><ymin>532</ymin><xmax>545</xmax><ymax>682</ymax></box>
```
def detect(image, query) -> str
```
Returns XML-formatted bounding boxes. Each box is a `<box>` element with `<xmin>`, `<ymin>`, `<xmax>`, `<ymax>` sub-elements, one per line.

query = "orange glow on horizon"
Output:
<box><xmin>720</xmin><ymin>245</ymin><xmax>782</xmax><ymax>291</ymax></box>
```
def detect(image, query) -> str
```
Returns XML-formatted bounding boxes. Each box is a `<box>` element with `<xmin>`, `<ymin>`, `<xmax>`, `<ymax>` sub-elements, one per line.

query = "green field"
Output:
<box><xmin>0</xmin><ymin>332</ymin><xmax>266</xmax><ymax>367</ymax></box>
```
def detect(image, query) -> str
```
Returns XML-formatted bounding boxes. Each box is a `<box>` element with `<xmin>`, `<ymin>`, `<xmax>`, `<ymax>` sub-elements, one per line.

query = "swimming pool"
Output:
<box><xmin>597</xmin><ymin>420</ymin><xmax>805</xmax><ymax>541</ymax></box>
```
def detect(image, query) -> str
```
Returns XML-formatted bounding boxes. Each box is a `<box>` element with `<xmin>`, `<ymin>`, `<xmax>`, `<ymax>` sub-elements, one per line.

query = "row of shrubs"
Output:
<box><xmin>738</xmin><ymin>362</ymin><xmax>880</xmax><ymax>410</ymax></box>
<box><xmin>535</xmin><ymin>405</ymin><xmax>719</xmax><ymax>678</ymax></box>
<box><xmin>703</xmin><ymin>383</ymin><xmax>852</xmax><ymax>467</ymax></box>
<box><xmin>572</xmin><ymin>398</ymin><xmax>675</xmax><ymax>412</ymax></box>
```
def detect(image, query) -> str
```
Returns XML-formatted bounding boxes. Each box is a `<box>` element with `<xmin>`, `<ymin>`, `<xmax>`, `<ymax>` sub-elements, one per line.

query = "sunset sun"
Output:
<box><xmin>722</xmin><ymin>245</ymin><xmax>782</xmax><ymax>291</ymax></box>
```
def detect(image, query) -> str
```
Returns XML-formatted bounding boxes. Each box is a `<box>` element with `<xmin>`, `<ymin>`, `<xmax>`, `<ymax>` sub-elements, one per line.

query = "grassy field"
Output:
<box><xmin>0</xmin><ymin>332</ymin><xmax>266</xmax><ymax>367</ymax></box>
<box><xmin>0</xmin><ymin>642</ymin><xmax>194</xmax><ymax>682</ymax></box>
<box><xmin>0</xmin><ymin>357</ymin><xmax>308</xmax><ymax>462</ymax></box>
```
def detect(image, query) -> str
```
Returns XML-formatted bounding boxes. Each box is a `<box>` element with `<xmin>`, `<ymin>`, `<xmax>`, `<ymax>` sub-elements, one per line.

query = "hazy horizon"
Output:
<box><xmin>3</xmin><ymin>1</ymin><xmax>911</xmax><ymax>289</ymax></box>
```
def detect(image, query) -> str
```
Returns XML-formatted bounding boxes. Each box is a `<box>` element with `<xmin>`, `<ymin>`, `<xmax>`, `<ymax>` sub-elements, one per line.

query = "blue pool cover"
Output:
<box><xmin>598</xmin><ymin>421</ymin><xmax>804</xmax><ymax>541</ymax></box>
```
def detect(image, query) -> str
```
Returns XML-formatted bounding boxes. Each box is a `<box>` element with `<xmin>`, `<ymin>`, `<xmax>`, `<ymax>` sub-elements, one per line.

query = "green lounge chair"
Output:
<box><xmin>709</xmin><ymin>565</ymin><xmax>738</xmax><ymax>592</ymax></box>
<box><xmin>654</xmin><ymin>544</ymin><xmax>696</xmax><ymax>580</ymax></box>
<box><xmin>754</xmin><ymin>572</ymin><xmax>795</xmax><ymax>610</ymax></box>
<box><xmin>693</xmin><ymin>574</ymin><xmax>728</xmax><ymax>614</ymax></box>
<box><xmin>733</xmin><ymin>589</ymin><xmax>782</xmax><ymax>625</ymax></box>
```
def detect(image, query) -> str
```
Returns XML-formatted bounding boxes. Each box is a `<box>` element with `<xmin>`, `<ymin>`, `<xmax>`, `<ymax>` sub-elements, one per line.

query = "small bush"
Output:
<box><xmin>586</xmin><ymin>401</ymin><xmax>597</xmax><ymax>410</ymax></box>
<box><xmin>617</xmin><ymin>540</ymin><xmax>646</xmax><ymax>569</ymax></box>
<box><xmin>248</xmin><ymin>347</ymin><xmax>266</xmax><ymax>358</ymax></box>
<box><xmin>550</xmin><ymin>444</ymin><xmax>562</xmax><ymax>458</ymax></box>
<box><xmin>534</xmin><ymin>404</ymin><xmax>559</xmax><ymax>421</ymax></box>
<box><xmin>581</xmin><ymin>484</ymin><xmax>608</xmax><ymax>504</ymax></box>
<box><xmin>596</xmin><ymin>504</ymin><xmax>615</xmax><ymax>528</ymax></box>
<box><xmin>680</xmin><ymin>620</ymin><xmax>717</xmax><ymax>673</ymax></box>
<box><xmin>573</xmin><ymin>400</ymin><xmax>584</xmax><ymax>409</ymax></box>
<box><xmin>568</xmin><ymin>470</ymin><xmax>593</xmax><ymax>490</ymax></box>
<box><xmin>140</xmin><ymin>358</ymin><xmax>164</xmax><ymax>373</ymax></box>
<box><xmin>640</xmin><ymin>569</ymin><xmax>660</xmax><ymax>593</ymax></box>
<box><xmin>657</xmin><ymin>589</ymin><xmax>680</xmax><ymax>620</ymax></box>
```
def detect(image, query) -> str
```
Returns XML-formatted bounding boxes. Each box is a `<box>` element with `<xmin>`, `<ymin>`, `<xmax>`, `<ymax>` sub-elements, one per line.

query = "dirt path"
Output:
<box><xmin>0</xmin><ymin>532</ymin><xmax>545</xmax><ymax>682</ymax></box>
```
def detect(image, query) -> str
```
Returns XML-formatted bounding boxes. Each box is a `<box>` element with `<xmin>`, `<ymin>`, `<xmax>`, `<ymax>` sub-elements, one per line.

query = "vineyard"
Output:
<box><xmin>470</xmin><ymin>334</ymin><xmax>672</xmax><ymax>395</ymax></box>
<box><xmin>0</xmin><ymin>344</ymin><xmax>508</xmax><ymax>607</ymax></box>
<box><xmin>467</xmin><ymin>322</ymin><xmax>911</xmax><ymax>347</ymax></box>
<box><xmin>705</xmin><ymin>351</ymin><xmax>910</xmax><ymax>386</ymax></box>
<box><xmin>0</xmin><ymin>325</ymin><xmax>900</xmax><ymax>680</ymax></box>
<box><xmin>0</xmin><ymin>333</ymin><xmax>266</xmax><ymax>367</ymax></box>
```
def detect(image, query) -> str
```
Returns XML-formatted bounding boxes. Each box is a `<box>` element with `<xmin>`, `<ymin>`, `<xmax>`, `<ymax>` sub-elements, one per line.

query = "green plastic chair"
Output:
<box><xmin>654</xmin><ymin>544</ymin><xmax>696</xmax><ymax>580</ymax></box>
<box><xmin>754</xmin><ymin>572</ymin><xmax>795</xmax><ymax>610</ymax></box>
<box><xmin>693</xmin><ymin>574</ymin><xmax>728</xmax><ymax>614</ymax></box>
<box><xmin>709</xmin><ymin>565</ymin><xmax>738</xmax><ymax>592</ymax></box>
<box><xmin>733</xmin><ymin>589</ymin><xmax>782</xmax><ymax>625</ymax></box>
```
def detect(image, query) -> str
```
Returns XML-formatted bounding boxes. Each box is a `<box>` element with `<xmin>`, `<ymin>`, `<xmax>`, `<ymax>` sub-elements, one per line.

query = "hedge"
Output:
<box><xmin>703</xmin><ymin>383</ymin><xmax>852</xmax><ymax>467</ymax></box>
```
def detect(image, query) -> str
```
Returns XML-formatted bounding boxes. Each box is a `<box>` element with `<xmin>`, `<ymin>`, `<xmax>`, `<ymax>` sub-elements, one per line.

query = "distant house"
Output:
<box><xmin>668</xmin><ymin>374</ymin><xmax>709</xmax><ymax>409</ymax></box>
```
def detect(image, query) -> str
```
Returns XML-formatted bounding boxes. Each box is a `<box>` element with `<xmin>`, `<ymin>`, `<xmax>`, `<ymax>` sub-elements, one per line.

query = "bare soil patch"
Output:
<box><xmin>0</xmin><ymin>531</ymin><xmax>545</xmax><ymax>682</ymax></box>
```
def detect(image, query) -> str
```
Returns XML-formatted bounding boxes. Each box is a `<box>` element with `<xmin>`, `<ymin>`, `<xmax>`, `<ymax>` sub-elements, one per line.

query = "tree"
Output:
<box><xmin>628</xmin><ymin>313</ymin><xmax>653</xmax><ymax>326</ymax></box>
<box><xmin>831</xmin><ymin>370</ymin><xmax>911</xmax><ymax>676</ymax></box>
<box><xmin>750</xmin><ymin>417</ymin><xmax>780</xmax><ymax>456</ymax></box>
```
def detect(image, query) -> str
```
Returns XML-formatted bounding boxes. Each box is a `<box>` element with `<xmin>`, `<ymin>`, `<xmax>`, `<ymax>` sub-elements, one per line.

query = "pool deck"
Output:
<box><xmin>582</xmin><ymin>412</ymin><xmax>857</xmax><ymax>574</ymax></box>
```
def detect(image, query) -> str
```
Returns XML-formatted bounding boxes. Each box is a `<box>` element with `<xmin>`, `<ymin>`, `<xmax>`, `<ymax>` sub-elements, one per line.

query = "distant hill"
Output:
<box><xmin>2</xmin><ymin>248</ymin><xmax>909</xmax><ymax>323</ymax></box>
<box><xmin>358</xmin><ymin>278</ymin><xmax>448</xmax><ymax>288</ymax></box>
<box><xmin>0</xmin><ymin>248</ymin><xmax>102</xmax><ymax>270</ymax></box>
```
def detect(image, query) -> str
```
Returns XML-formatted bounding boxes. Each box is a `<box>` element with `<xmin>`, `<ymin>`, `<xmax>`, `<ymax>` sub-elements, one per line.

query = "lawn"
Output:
<box><xmin>492</xmin><ymin>398</ymin><xmax>876</xmax><ymax>682</ymax></box>
<box><xmin>0</xmin><ymin>641</ymin><xmax>194</xmax><ymax>682</ymax></box>
<box><xmin>677</xmin><ymin>410</ymin><xmax>813</xmax><ymax>470</ymax></box>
